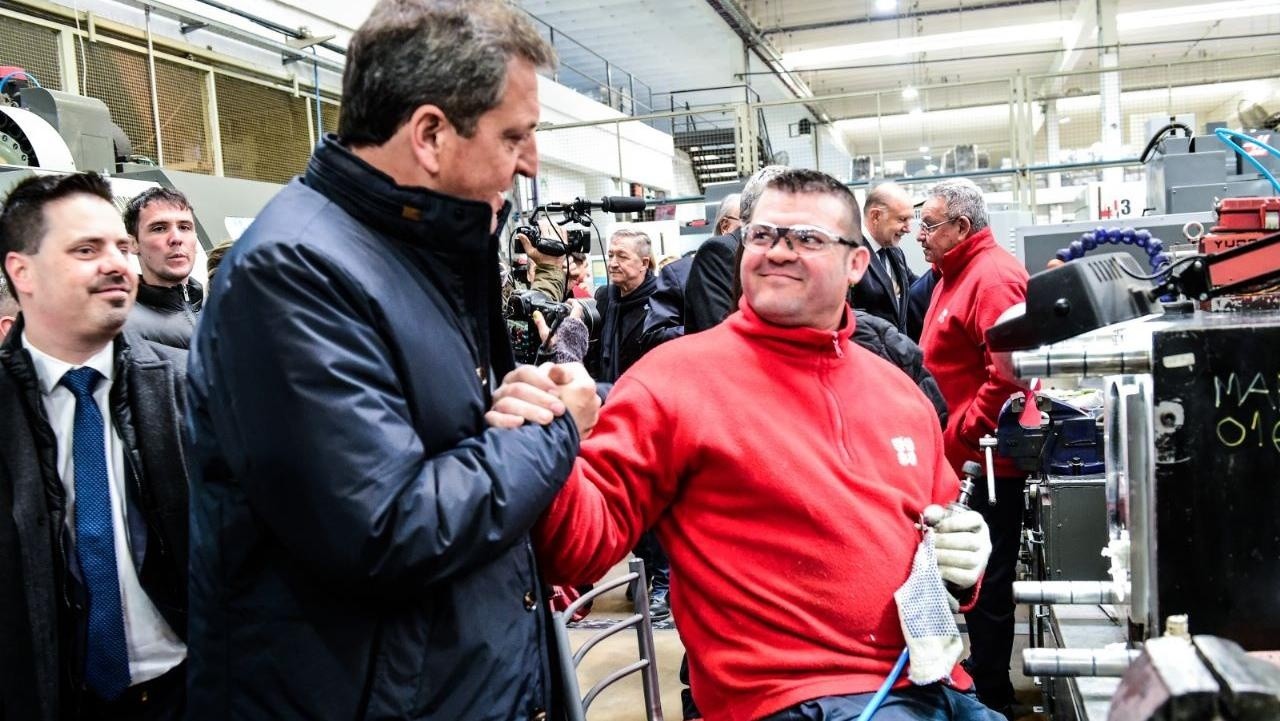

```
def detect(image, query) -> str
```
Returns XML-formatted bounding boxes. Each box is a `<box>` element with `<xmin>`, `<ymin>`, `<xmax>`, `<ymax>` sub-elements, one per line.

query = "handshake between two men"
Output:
<box><xmin>486</xmin><ymin>362</ymin><xmax>602</xmax><ymax>438</ymax></box>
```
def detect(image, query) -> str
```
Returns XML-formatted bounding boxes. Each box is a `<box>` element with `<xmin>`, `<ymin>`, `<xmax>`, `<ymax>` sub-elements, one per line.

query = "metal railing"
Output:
<box><xmin>522</xmin><ymin>11</ymin><xmax>655</xmax><ymax>117</ymax></box>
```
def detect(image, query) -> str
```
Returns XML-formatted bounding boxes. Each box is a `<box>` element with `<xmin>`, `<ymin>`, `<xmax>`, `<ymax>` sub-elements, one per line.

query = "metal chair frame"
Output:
<box><xmin>551</xmin><ymin>558</ymin><xmax>664</xmax><ymax>721</ymax></box>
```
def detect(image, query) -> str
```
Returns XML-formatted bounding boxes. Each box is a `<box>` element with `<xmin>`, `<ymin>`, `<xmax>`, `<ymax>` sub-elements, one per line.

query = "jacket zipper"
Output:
<box><xmin>181</xmin><ymin>284</ymin><xmax>196</xmax><ymax>327</ymax></box>
<box><xmin>822</xmin><ymin>333</ymin><xmax>855</xmax><ymax>468</ymax></box>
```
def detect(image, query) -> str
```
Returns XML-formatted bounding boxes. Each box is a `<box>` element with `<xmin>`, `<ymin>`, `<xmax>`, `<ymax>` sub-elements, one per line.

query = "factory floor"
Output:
<box><xmin>568</xmin><ymin>559</ymin><xmax>1049</xmax><ymax>721</ymax></box>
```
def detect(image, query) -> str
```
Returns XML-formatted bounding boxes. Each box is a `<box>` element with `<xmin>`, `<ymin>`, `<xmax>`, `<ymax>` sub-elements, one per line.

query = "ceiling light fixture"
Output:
<box><xmin>1118</xmin><ymin>0</ymin><xmax>1279</xmax><ymax>31</ymax></box>
<box><xmin>919</xmin><ymin>145</ymin><xmax>929</xmax><ymax>153</ymax></box>
<box><xmin>902</xmin><ymin>85</ymin><xmax>918</xmax><ymax>100</ymax></box>
<box><xmin>876</xmin><ymin>0</ymin><xmax>897</xmax><ymax>12</ymax></box>
<box><xmin>782</xmin><ymin>21</ymin><xmax>1076</xmax><ymax>68</ymax></box>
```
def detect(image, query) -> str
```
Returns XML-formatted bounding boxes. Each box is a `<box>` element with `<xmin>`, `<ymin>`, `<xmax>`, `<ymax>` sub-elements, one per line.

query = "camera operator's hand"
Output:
<box><xmin>548</xmin><ymin>362</ymin><xmax>600</xmax><ymax>438</ymax></box>
<box><xmin>486</xmin><ymin>364</ymin><xmax>567</xmax><ymax>429</ymax></box>
<box><xmin>517</xmin><ymin>229</ymin><xmax>555</xmax><ymax>265</ymax></box>
<box><xmin>518</xmin><ymin>230</ymin><xmax>569</xmax><ymax>300</ymax></box>
<box><xmin>532</xmin><ymin>301</ymin><xmax>586</xmax><ymax>345</ymax></box>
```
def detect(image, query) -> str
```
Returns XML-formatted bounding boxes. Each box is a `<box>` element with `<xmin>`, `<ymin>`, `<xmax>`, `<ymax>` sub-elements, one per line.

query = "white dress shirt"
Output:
<box><xmin>22</xmin><ymin>334</ymin><xmax>186</xmax><ymax>685</ymax></box>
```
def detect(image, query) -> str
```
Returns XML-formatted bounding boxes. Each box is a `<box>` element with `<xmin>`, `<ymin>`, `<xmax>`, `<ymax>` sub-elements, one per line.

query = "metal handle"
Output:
<box><xmin>1013</xmin><ymin>581</ymin><xmax>1123</xmax><ymax>605</ymax></box>
<box><xmin>979</xmin><ymin>435</ymin><xmax>998</xmax><ymax>505</ymax></box>
<box><xmin>1022</xmin><ymin>647</ymin><xmax>1140</xmax><ymax>677</ymax></box>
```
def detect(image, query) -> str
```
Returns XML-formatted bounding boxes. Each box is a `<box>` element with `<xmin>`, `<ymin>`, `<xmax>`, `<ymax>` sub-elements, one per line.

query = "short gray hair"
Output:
<box><xmin>738</xmin><ymin>165</ymin><xmax>788</xmax><ymax>226</ymax></box>
<box><xmin>713</xmin><ymin>193</ymin><xmax>741</xmax><ymax>235</ymax></box>
<box><xmin>927</xmin><ymin>178</ymin><xmax>989</xmax><ymax>233</ymax></box>
<box><xmin>340</xmin><ymin>0</ymin><xmax>555</xmax><ymax>144</ymax></box>
<box><xmin>610</xmin><ymin>228</ymin><xmax>652</xmax><ymax>264</ymax></box>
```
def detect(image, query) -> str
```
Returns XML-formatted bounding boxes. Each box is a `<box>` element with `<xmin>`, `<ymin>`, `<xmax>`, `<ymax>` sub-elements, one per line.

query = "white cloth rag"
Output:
<box><xmin>893</xmin><ymin>527</ymin><xmax>964</xmax><ymax>684</ymax></box>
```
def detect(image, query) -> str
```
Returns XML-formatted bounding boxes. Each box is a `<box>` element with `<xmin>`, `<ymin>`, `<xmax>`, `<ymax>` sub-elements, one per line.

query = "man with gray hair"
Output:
<box><xmin>916</xmin><ymin>178</ymin><xmax>1029</xmax><ymax>717</ymax></box>
<box><xmin>590</xmin><ymin>228</ymin><xmax>656</xmax><ymax>382</ymax></box>
<box><xmin>185</xmin><ymin>1</ymin><xmax>599</xmax><ymax>718</ymax></box>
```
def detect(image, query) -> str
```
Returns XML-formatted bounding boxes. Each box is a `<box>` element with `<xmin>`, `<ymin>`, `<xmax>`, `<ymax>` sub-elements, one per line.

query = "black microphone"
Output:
<box><xmin>539</xmin><ymin>196</ymin><xmax>647</xmax><ymax>214</ymax></box>
<box><xmin>599</xmin><ymin>196</ymin><xmax>646</xmax><ymax>213</ymax></box>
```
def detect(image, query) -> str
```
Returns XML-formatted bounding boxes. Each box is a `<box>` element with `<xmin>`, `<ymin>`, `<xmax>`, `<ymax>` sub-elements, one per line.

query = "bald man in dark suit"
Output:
<box><xmin>850</xmin><ymin>181</ymin><xmax>917</xmax><ymax>334</ymax></box>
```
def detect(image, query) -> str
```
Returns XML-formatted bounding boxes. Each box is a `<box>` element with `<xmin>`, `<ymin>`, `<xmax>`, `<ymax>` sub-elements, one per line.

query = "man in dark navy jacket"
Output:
<box><xmin>184</xmin><ymin>1</ymin><xmax>599</xmax><ymax>719</ymax></box>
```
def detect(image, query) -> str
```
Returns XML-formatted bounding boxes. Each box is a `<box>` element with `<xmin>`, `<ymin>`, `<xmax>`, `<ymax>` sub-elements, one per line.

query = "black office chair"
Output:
<box><xmin>550</xmin><ymin>558</ymin><xmax>665</xmax><ymax>721</ymax></box>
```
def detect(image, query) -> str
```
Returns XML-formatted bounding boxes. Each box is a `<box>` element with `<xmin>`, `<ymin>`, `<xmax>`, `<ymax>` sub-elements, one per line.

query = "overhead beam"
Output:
<box><xmin>703</xmin><ymin>0</ymin><xmax>811</xmax><ymax>99</ymax></box>
<box><xmin>702</xmin><ymin>0</ymin><xmax>827</xmax><ymax>120</ymax></box>
<box><xmin>1053</xmin><ymin>0</ymin><xmax>1097</xmax><ymax>76</ymax></box>
<box><xmin>113</xmin><ymin>0</ymin><xmax>346</xmax><ymax>73</ymax></box>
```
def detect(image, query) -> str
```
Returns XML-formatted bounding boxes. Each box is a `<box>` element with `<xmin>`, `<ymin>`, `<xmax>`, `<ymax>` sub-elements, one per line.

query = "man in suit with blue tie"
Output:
<box><xmin>0</xmin><ymin>172</ymin><xmax>189</xmax><ymax>721</ymax></box>
<box><xmin>849</xmin><ymin>181</ymin><xmax>918</xmax><ymax>334</ymax></box>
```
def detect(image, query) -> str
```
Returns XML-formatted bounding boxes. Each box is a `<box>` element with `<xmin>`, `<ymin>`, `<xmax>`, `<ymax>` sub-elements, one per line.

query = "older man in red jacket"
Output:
<box><xmin>916</xmin><ymin>179</ymin><xmax>1029</xmax><ymax>718</ymax></box>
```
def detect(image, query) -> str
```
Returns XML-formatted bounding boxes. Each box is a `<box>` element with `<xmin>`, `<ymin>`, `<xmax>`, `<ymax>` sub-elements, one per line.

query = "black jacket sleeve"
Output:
<box><xmin>852</xmin><ymin>310</ymin><xmax>949</xmax><ymax>430</ymax></box>
<box><xmin>200</xmin><ymin>242</ymin><xmax>580</xmax><ymax>592</ymax></box>
<box><xmin>639</xmin><ymin>261</ymin><xmax>687</xmax><ymax>351</ymax></box>
<box><xmin>906</xmin><ymin>267</ymin><xmax>940</xmax><ymax>343</ymax></box>
<box><xmin>584</xmin><ymin>284</ymin><xmax>608</xmax><ymax>378</ymax></box>
<box><xmin>684</xmin><ymin>234</ymin><xmax>738</xmax><ymax>334</ymax></box>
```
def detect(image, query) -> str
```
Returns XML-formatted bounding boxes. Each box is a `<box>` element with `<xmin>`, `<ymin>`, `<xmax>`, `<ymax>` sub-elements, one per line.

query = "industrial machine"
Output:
<box><xmin>1143</xmin><ymin>123</ymin><xmax>1278</xmax><ymax>216</ymax></box>
<box><xmin>0</xmin><ymin>68</ymin><xmax>280</xmax><ymax>258</ymax></box>
<box><xmin>988</xmin><ymin>182</ymin><xmax>1280</xmax><ymax>717</ymax></box>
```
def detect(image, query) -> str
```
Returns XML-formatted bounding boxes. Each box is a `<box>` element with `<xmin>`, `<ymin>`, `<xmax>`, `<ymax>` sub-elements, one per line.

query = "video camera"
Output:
<box><xmin>514</xmin><ymin>225</ymin><xmax>591</xmax><ymax>257</ymax></box>
<box><xmin>504</xmin><ymin>290</ymin><xmax>600</xmax><ymax>366</ymax></box>
<box><xmin>511</xmin><ymin>195</ymin><xmax>647</xmax><ymax>257</ymax></box>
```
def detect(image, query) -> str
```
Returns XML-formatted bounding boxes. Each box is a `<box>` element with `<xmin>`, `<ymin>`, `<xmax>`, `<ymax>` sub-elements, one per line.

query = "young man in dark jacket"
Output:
<box><xmin>0</xmin><ymin>172</ymin><xmax>189</xmax><ymax>721</ymax></box>
<box><xmin>185</xmin><ymin>1</ymin><xmax>599</xmax><ymax>719</ymax></box>
<box><xmin>123</xmin><ymin>187</ymin><xmax>203</xmax><ymax>349</ymax></box>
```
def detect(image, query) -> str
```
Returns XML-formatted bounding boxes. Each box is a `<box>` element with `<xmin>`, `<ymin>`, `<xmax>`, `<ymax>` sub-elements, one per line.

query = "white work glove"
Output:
<box><xmin>927</xmin><ymin>505</ymin><xmax>992</xmax><ymax>590</ymax></box>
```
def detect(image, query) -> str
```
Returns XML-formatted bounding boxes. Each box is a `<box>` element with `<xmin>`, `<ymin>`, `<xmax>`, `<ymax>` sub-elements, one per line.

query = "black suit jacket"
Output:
<box><xmin>848</xmin><ymin>237</ymin><xmax>917</xmax><ymax>334</ymax></box>
<box><xmin>685</xmin><ymin>230</ymin><xmax>741</xmax><ymax>334</ymax></box>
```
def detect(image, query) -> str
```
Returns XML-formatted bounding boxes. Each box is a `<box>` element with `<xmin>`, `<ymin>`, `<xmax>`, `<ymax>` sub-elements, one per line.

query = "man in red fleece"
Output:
<box><xmin>522</xmin><ymin>169</ymin><xmax>999</xmax><ymax>721</ymax></box>
<box><xmin>916</xmin><ymin>178</ymin><xmax>1030</xmax><ymax>717</ymax></box>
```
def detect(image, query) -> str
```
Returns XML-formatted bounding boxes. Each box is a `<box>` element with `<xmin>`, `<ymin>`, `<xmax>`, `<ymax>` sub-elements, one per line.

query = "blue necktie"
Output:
<box><xmin>61</xmin><ymin>367</ymin><xmax>131</xmax><ymax>700</ymax></box>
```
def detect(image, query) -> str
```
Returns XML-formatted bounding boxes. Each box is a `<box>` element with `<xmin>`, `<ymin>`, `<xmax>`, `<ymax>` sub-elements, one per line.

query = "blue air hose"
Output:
<box><xmin>856</xmin><ymin>647</ymin><xmax>911</xmax><ymax>721</ymax></box>
<box><xmin>1214</xmin><ymin>127</ymin><xmax>1280</xmax><ymax>194</ymax></box>
<box><xmin>0</xmin><ymin>71</ymin><xmax>42</xmax><ymax>94</ymax></box>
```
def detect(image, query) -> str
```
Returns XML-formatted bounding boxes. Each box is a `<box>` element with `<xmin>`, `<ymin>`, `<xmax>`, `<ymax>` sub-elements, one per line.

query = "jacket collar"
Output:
<box><xmin>0</xmin><ymin>315</ymin><xmax>154</xmax><ymax>388</ymax></box>
<box><xmin>727</xmin><ymin>296</ymin><xmax>856</xmax><ymax>357</ymax></box>
<box><xmin>609</xmin><ymin>271</ymin><xmax>657</xmax><ymax>306</ymax></box>
<box><xmin>303</xmin><ymin>133</ymin><xmax>509</xmax><ymax>256</ymax></box>
<box><xmin>937</xmin><ymin>226</ymin><xmax>996</xmax><ymax>278</ymax></box>
<box><xmin>136</xmin><ymin>276</ymin><xmax>203</xmax><ymax>312</ymax></box>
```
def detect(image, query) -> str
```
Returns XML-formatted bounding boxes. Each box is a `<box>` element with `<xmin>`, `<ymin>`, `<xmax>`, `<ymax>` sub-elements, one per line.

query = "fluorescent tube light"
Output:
<box><xmin>783</xmin><ymin>21</ymin><xmax>1076</xmax><ymax>68</ymax></box>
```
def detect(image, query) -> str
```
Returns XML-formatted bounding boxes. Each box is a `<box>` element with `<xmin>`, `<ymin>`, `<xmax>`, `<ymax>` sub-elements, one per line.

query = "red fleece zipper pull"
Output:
<box><xmin>832</xmin><ymin>333</ymin><xmax>844</xmax><ymax>358</ymax></box>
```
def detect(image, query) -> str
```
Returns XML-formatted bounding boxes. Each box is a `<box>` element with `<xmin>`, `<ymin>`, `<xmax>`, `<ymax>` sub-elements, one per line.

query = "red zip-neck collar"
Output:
<box><xmin>727</xmin><ymin>297</ymin><xmax>855</xmax><ymax>358</ymax></box>
<box><xmin>937</xmin><ymin>226</ymin><xmax>996</xmax><ymax>278</ymax></box>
